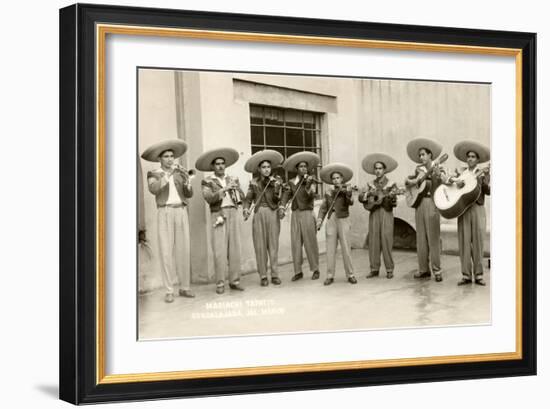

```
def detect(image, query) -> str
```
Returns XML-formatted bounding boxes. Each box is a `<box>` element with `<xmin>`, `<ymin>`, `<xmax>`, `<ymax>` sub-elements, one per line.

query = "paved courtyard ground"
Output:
<box><xmin>138</xmin><ymin>249</ymin><xmax>491</xmax><ymax>340</ymax></box>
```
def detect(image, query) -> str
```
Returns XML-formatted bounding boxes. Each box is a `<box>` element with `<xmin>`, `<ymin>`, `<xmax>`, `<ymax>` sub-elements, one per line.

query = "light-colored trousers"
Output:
<box><xmin>457</xmin><ymin>203</ymin><xmax>486</xmax><ymax>279</ymax></box>
<box><xmin>325</xmin><ymin>216</ymin><xmax>354</xmax><ymax>278</ymax></box>
<box><xmin>368</xmin><ymin>207</ymin><xmax>395</xmax><ymax>272</ymax></box>
<box><xmin>211</xmin><ymin>207</ymin><xmax>242</xmax><ymax>285</ymax></box>
<box><xmin>290</xmin><ymin>209</ymin><xmax>320</xmax><ymax>274</ymax></box>
<box><xmin>252</xmin><ymin>206</ymin><xmax>280</xmax><ymax>278</ymax></box>
<box><xmin>157</xmin><ymin>206</ymin><xmax>190</xmax><ymax>294</ymax></box>
<box><xmin>415</xmin><ymin>197</ymin><xmax>441</xmax><ymax>273</ymax></box>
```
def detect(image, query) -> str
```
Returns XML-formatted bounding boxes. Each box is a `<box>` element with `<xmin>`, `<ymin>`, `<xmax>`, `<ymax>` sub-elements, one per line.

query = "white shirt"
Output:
<box><xmin>215</xmin><ymin>174</ymin><xmax>239</xmax><ymax>208</ymax></box>
<box><xmin>165</xmin><ymin>174</ymin><xmax>181</xmax><ymax>205</ymax></box>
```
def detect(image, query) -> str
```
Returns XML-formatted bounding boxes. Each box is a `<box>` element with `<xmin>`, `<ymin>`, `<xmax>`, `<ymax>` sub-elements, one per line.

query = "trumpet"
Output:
<box><xmin>172</xmin><ymin>164</ymin><xmax>196</xmax><ymax>182</ymax></box>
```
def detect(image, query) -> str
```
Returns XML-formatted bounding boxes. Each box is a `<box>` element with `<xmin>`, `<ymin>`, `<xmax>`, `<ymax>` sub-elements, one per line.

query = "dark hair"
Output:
<box><xmin>374</xmin><ymin>161</ymin><xmax>387</xmax><ymax>169</ymax></box>
<box><xmin>330</xmin><ymin>171</ymin><xmax>343</xmax><ymax>179</ymax></box>
<box><xmin>466</xmin><ymin>150</ymin><xmax>480</xmax><ymax>159</ymax></box>
<box><xmin>258</xmin><ymin>160</ymin><xmax>272</xmax><ymax>167</ymax></box>
<box><xmin>158</xmin><ymin>149</ymin><xmax>175</xmax><ymax>158</ymax></box>
<box><xmin>211</xmin><ymin>157</ymin><xmax>226</xmax><ymax>165</ymax></box>
<box><xmin>419</xmin><ymin>148</ymin><xmax>433</xmax><ymax>158</ymax></box>
<box><xmin>295</xmin><ymin>161</ymin><xmax>308</xmax><ymax>169</ymax></box>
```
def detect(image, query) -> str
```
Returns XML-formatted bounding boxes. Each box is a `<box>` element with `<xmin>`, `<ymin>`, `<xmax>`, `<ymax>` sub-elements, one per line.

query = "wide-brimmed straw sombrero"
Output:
<box><xmin>362</xmin><ymin>153</ymin><xmax>398</xmax><ymax>175</ymax></box>
<box><xmin>320</xmin><ymin>163</ymin><xmax>353</xmax><ymax>185</ymax></box>
<box><xmin>406</xmin><ymin>138</ymin><xmax>442</xmax><ymax>163</ymax></box>
<box><xmin>195</xmin><ymin>147</ymin><xmax>239</xmax><ymax>171</ymax></box>
<box><xmin>454</xmin><ymin>140</ymin><xmax>490</xmax><ymax>163</ymax></box>
<box><xmin>282</xmin><ymin>151</ymin><xmax>320</xmax><ymax>172</ymax></box>
<box><xmin>141</xmin><ymin>139</ymin><xmax>188</xmax><ymax>162</ymax></box>
<box><xmin>244</xmin><ymin>149</ymin><xmax>284</xmax><ymax>173</ymax></box>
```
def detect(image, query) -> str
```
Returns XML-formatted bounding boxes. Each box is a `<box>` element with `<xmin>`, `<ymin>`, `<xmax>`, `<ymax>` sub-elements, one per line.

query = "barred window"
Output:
<box><xmin>250</xmin><ymin>105</ymin><xmax>323</xmax><ymax>196</ymax></box>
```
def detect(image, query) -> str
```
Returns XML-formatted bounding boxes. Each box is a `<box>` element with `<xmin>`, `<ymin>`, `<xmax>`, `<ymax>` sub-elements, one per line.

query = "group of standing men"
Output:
<box><xmin>141</xmin><ymin>137</ymin><xmax>490</xmax><ymax>303</ymax></box>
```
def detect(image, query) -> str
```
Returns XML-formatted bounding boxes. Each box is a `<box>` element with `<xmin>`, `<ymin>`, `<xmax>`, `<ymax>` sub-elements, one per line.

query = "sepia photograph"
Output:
<box><xmin>137</xmin><ymin>68</ymin><xmax>492</xmax><ymax>340</ymax></box>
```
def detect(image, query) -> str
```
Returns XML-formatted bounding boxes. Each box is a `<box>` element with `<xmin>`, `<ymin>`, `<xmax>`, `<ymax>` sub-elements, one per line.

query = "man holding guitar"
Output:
<box><xmin>359</xmin><ymin>153</ymin><xmax>401</xmax><ymax>279</ymax></box>
<box><xmin>405</xmin><ymin>138</ymin><xmax>447</xmax><ymax>282</ymax></box>
<box><xmin>447</xmin><ymin>141</ymin><xmax>491</xmax><ymax>286</ymax></box>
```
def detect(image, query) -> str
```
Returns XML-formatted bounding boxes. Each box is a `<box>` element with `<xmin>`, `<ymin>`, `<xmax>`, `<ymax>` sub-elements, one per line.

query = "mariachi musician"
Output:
<box><xmin>281</xmin><ymin>151</ymin><xmax>322</xmax><ymax>282</ymax></box>
<box><xmin>359</xmin><ymin>153</ymin><xmax>399</xmax><ymax>280</ymax></box>
<box><xmin>447</xmin><ymin>141</ymin><xmax>491</xmax><ymax>286</ymax></box>
<box><xmin>141</xmin><ymin>139</ymin><xmax>195</xmax><ymax>303</ymax></box>
<box><xmin>195</xmin><ymin>147</ymin><xmax>245</xmax><ymax>295</ymax></box>
<box><xmin>404</xmin><ymin>138</ymin><xmax>446</xmax><ymax>282</ymax></box>
<box><xmin>243</xmin><ymin>149</ymin><xmax>285</xmax><ymax>287</ymax></box>
<box><xmin>316</xmin><ymin>163</ymin><xmax>357</xmax><ymax>286</ymax></box>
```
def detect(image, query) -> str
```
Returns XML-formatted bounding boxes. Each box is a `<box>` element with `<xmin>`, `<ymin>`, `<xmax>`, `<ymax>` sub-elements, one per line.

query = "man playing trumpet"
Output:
<box><xmin>281</xmin><ymin>151</ymin><xmax>321</xmax><ymax>282</ymax></box>
<box><xmin>196</xmin><ymin>147</ymin><xmax>245</xmax><ymax>295</ymax></box>
<box><xmin>141</xmin><ymin>139</ymin><xmax>195</xmax><ymax>303</ymax></box>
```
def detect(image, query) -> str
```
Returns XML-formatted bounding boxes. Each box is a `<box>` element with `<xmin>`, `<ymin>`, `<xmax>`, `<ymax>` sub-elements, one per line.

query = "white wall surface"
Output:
<box><xmin>0</xmin><ymin>0</ymin><xmax>546</xmax><ymax>408</ymax></box>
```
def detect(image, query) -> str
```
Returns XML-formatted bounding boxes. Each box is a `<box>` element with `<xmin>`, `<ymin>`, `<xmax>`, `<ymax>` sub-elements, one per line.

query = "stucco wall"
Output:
<box><xmin>138</xmin><ymin>69</ymin><xmax>491</xmax><ymax>292</ymax></box>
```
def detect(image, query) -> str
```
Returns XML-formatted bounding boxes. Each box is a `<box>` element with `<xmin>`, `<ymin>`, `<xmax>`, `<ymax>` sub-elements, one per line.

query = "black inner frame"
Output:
<box><xmin>59</xmin><ymin>3</ymin><xmax>536</xmax><ymax>404</ymax></box>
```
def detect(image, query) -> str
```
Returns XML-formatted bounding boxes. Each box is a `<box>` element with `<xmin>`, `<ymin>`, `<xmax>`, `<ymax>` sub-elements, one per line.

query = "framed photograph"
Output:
<box><xmin>59</xmin><ymin>3</ymin><xmax>536</xmax><ymax>405</ymax></box>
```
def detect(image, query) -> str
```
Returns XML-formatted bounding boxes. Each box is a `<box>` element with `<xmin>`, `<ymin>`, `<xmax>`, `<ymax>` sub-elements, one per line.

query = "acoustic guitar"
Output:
<box><xmin>434</xmin><ymin>165</ymin><xmax>490</xmax><ymax>219</ymax></box>
<box><xmin>363</xmin><ymin>186</ymin><xmax>406</xmax><ymax>211</ymax></box>
<box><xmin>405</xmin><ymin>153</ymin><xmax>449</xmax><ymax>208</ymax></box>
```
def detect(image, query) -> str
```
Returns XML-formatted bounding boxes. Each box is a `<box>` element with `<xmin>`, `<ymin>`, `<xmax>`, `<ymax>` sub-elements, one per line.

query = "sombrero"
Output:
<box><xmin>320</xmin><ymin>163</ymin><xmax>353</xmax><ymax>185</ymax></box>
<box><xmin>244</xmin><ymin>149</ymin><xmax>284</xmax><ymax>173</ymax></box>
<box><xmin>195</xmin><ymin>147</ymin><xmax>240</xmax><ymax>171</ymax></box>
<box><xmin>141</xmin><ymin>139</ymin><xmax>188</xmax><ymax>162</ymax></box>
<box><xmin>282</xmin><ymin>151</ymin><xmax>320</xmax><ymax>172</ymax></box>
<box><xmin>362</xmin><ymin>153</ymin><xmax>398</xmax><ymax>175</ymax></box>
<box><xmin>454</xmin><ymin>140</ymin><xmax>490</xmax><ymax>163</ymax></box>
<box><xmin>406</xmin><ymin>138</ymin><xmax>442</xmax><ymax>163</ymax></box>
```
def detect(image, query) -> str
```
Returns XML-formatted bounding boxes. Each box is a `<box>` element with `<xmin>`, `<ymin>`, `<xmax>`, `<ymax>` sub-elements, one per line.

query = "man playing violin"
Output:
<box><xmin>281</xmin><ymin>152</ymin><xmax>321</xmax><ymax>282</ymax></box>
<box><xmin>359</xmin><ymin>153</ymin><xmax>399</xmax><ymax>279</ymax></box>
<box><xmin>317</xmin><ymin>163</ymin><xmax>357</xmax><ymax>286</ymax></box>
<box><xmin>447</xmin><ymin>141</ymin><xmax>491</xmax><ymax>286</ymax></box>
<box><xmin>141</xmin><ymin>139</ymin><xmax>195</xmax><ymax>303</ymax></box>
<box><xmin>405</xmin><ymin>138</ymin><xmax>446</xmax><ymax>282</ymax></box>
<box><xmin>243</xmin><ymin>150</ymin><xmax>285</xmax><ymax>287</ymax></box>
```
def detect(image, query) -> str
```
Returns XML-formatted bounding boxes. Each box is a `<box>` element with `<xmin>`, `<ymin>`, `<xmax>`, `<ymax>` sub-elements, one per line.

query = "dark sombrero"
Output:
<box><xmin>362</xmin><ymin>153</ymin><xmax>398</xmax><ymax>175</ymax></box>
<box><xmin>195</xmin><ymin>147</ymin><xmax>240</xmax><ymax>171</ymax></box>
<box><xmin>320</xmin><ymin>163</ymin><xmax>353</xmax><ymax>185</ymax></box>
<box><xmin>454</xmin><ymin>140</ymin><xmax>490</xmax><ymax>163</ymax></box>
<box><xmin>244</xmin><ymin>149</ymin><xmax>284</xmax><ymax>173</ymax></box>
<box><xmin>406</xmin><ymin>138</ymin><xmax>442</xmax><ymax>164</ymax></box>
<box><xmin>141</xmin><ymin>139</ymin><xmax>188</xmax><ymax>162</ymax></box>
<box><xmin>282</xmin><ymin>151</ymin><xmax>320</xmax><ymax>172</ymax></box>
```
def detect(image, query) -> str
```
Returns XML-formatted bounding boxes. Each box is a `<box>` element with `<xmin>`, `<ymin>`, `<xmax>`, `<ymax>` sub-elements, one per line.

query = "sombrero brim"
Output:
<box><xmin>195</xmin><ymin>147</ymin><xmax>240</xmax><ymax>171</ymax></box>
<box><xmin>320</xmin><ymin>163</ymin><xmax>353</xmax><ymax>184</ymax></box>
<box><xmin>141</xmin><ymin>139</ymin><xmax>188</xmax><ymax>162</ymax></box>
<box><xmin>362</xmin><ymin>153</ymin><xmax>398</xmax><ymax>175</ymax></box>
<box><xmin>244</xmin><ymin>149</ymin><xmax>284</xmax><ymax>173</ymax></box>
<box><xmin>282</xmin><ymin>151</ymin><xmax>320</xmax><ymax>172</ymax></box>
<box><xmin>406</xmin><ymin>138</ymin><xmax>443</xmax><ymax>163</ymax></box>
<box><xmin>454</xmin><ymin>140</ymin><xmax>490</xmax><ymax>163</ymax></box>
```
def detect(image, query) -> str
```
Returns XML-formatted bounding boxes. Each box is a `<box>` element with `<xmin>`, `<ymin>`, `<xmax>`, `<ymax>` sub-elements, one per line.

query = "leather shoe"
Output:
<box><xmin>229</xmin><ymin>283</ymin><xmax>245</xmax><ymax>291</ymax></box>
<box><xmin>434</xmin><ymin>273</ymin><xmax>443</xmax><ymax>282</ymax></box>
<box><xmin>386</xmin><ymin>271</ymin><xmax>394</xmax><ymax>279</ymax></box>
<box><xmin>348</xmin><ymin>276</ymin><xmax>358</xmax><ymax>284</ymax></box>
<box><xmin>413</xmin><ymin>271</ymin><xmax>431</xmax><ymax>279</ymax></box>
<box><xmin>216</xmin><ymin>286</ymin><xmax>225</xmax><ymax>295</ymax></box>
<box><xmin>271</xmin><ymin>277</ymin><xmax>282</xmax><ymax>285</ymax></box>
<box><xmin>164</xmin><ymin>293</ymin><xmax>174</xmax><ymax>303</ymax></box>
<box><xmin>179</xmin><ymin>289</ymin><xmax>195</xmax><ymax>298</ymax></box>
<box><xmin>474</xmin><ymin>278</ymin><xmax>487</xmax><ymax>286</ymax></box>
<box><xmin>311</xmin><ymin>270</ymin><xmax>320</xmax><ymax>280</ymax></box>
<box><xmin>366</xmin><ymin>271</ymin><xmax>379</xmax><ymax>279</ymax></box>
<box><xmin>291</xmin><ymin>272</ymin><xmax>303</xmax><ymax>281</ymax></box>
<box><xmin>323</xmin><ymin>277</ymin><xmax>334</xmax><ymax>286</ymax></box>
<box><xmin>260</xmin><ymin>277</ymin><xmax>269</xmax><ymax>287</ymax></box>
<box><xmin>457</xmin><ymin>278</ymin><xmax>472</xmax><ymax>286</ymax></box>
